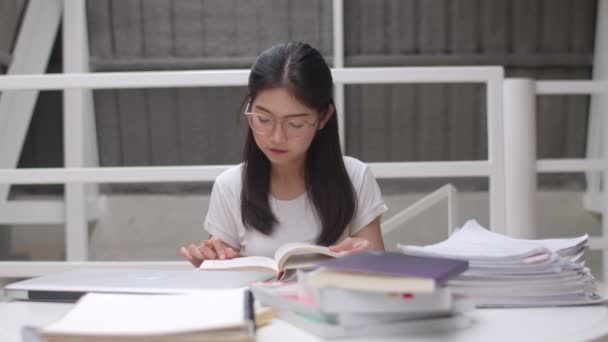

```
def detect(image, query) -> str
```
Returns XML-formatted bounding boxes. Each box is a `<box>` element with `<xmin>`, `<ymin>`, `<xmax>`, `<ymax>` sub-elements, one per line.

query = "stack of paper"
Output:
<box><xmin>399</xmin><ymin>220</ymin><xmax>604</xmax><ymax>307</ymax></box>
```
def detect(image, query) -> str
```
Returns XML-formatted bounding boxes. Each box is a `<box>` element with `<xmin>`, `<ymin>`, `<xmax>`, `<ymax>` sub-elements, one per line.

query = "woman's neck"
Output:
<box><xmin>270</xmin><ymin>158</ymin><xmax>306</xmax><ymax>200</ymax></box>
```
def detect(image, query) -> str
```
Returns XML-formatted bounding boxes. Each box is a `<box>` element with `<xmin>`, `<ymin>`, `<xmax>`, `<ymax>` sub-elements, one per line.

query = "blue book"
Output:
<box><xmin>316</xmin><ymin>251</ymin><xmax>469</xmax><ymax>284</ymax></box>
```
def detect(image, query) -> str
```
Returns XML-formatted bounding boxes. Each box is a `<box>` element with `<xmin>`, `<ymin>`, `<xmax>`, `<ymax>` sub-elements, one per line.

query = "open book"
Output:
<box><xmin>199</xmin><ymin>242</ymin><xmax>344</xmax><ymax>280</ymax></box>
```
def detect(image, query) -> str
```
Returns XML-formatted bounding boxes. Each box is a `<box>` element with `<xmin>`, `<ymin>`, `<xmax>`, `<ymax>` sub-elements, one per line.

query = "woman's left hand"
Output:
<box><xmin>328</xmin><ymin>237</ymin><xmax>372</xmax><ymax>254</ymax></box>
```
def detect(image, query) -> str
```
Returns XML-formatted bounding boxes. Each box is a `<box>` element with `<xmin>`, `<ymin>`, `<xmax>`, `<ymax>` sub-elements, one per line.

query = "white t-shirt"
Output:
<box><xmin>203</xmin><ymin>156</ymin><xmax>388</xmax><ymax>257</ymax></box>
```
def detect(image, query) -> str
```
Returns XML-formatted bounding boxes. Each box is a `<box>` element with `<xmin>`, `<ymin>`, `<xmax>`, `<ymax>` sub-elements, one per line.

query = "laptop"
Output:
<box><xmin>3</xmin><ymin>268</ymin><xmax>272</xmax><ymax>302</ymax></box>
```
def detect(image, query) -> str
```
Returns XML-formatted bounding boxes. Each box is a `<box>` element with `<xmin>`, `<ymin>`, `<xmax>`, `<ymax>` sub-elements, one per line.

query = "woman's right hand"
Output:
<box><xmin>179</xmin><ymin>236</ymin><xmax>240</xmax><ymax>268</ymax></box>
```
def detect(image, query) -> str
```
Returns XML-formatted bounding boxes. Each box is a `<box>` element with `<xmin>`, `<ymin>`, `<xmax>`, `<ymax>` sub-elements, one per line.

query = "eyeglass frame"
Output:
<box><xmin>243</xmin><ymin>100</ymin><xmax>320</xmax><ymax>140</ymax></box>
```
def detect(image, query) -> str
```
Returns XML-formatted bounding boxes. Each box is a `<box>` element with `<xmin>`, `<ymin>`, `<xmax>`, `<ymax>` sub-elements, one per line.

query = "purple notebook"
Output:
<box><xmin>316</xmin><ymin>251</ymin><xmax>468</xmax><ymax>283</ymax></box>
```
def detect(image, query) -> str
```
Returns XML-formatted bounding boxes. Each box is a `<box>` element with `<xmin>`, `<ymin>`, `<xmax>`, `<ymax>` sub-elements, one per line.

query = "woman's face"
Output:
<box><xmin>248</xmin><ymin>87</ymin><xmax>328</xmax><ymax>167</ymax></box>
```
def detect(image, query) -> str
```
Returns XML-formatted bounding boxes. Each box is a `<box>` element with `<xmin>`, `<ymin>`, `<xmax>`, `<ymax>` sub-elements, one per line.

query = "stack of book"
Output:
<box><xmin>399</xmin><ymin>219</ymin><xmax>605</xmax><ymax>307</ymax></box>
<box><xmin>251</xmin><ymin>251</ymin><xmax>473</xmax><ymax>338</ymax></box>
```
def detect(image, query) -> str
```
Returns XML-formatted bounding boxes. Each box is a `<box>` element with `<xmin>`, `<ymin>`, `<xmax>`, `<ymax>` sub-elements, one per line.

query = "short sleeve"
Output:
<box><xmin>203</xmin><ymin>180</ymin><xmax>241</xmax><ymax>250</ymax></box>
<box><xmin>349</xmin><ymin>165</ymin><xmax>388</xmax><ymax>236</ymax></box>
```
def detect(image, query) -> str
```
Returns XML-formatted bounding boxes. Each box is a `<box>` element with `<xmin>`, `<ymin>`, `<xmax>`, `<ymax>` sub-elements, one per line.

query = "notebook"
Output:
<box><xmin>30</xmin><ymin>290</ymin><xmax>256</xmax><ymax>342</ymax></box>
<box><xmin>4</xmin><ymin>268</ymin><xmax>271</xmax><ymax>302</ymax></box>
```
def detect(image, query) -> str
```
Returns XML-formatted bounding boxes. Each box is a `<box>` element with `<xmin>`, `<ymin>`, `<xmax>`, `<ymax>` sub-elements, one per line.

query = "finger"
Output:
<box><xmin>188</xmin><ymin>244</ymin><xmax>204</xmax><ymax>261</ymax></box>
<box><xmin>203</xmin><ymin>240</ymin><xmax>219</xmax><ymax>257</ymax></box>
<box><xmin>225</xmin><ymin>248</ymin><xmax>238</xmax><ymax>259</ymax></box>
<box><xmin>180</xmin><ymin>247</ymin><xmax>194</xmax><ymax>263</ymax></box>
<box><xmin>210</xmin><ymin>239</ymin><xmax>227</xmax><ymax>260</ymax></box>
<box><xmin>202</xmin><ymin>240</ymin><xmax>214</xmax><ymax>249</ymax></box>
<box><xmin>188</xmin><ymin>245</ymin><xmax>205</xmax><ymax>266</ymax></box>
<box><xmin>328</xmin><ymin>239</ymin><xmax>347</xmax><ymax>251</ymax></box>
<box><xmin>351</xmin><ymin>240</ymin><xmax>370</xmax><ymax>253</ymax></box>
<box><xmin>329</xmin><ymin>238</ymin><xmax>353</xmax><ymax>252</ymax></box>
<box><xmin>199</xmin><ymin>244</ymin><xmax>217</xmax><ymax>259</ymax></box>
<box><xmin>186</xmin><ymin>245</ymin><xmax>203</xmax><ymax>268</ymax></box>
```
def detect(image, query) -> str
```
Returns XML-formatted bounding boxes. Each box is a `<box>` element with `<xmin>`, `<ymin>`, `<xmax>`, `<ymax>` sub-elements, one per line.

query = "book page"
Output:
<box><xmin>307</xmin><ymin>269</ymin><xmax>435</xmax><ymax>293</ymax></box>
<box><xmin>400</xmin><ymin>220</ymin><xmax>589</xmax><ymax>262</ymax></box>
<box><xmin>400</xmin><ymin>220</ymin><xmax>549</xmax><ymax>259</ymax></box>
<box><xmin>274</xmin><ymin>242</ymin><xmax>342</xmax><ymax>270</ymax></box>
<box><xmin>41</xmin><ymin>291</ymin><xmax>246</xmax><ymax>336</ymax></box>
<box><xmin>200</xmin><ymin>256</ymin><xmax>279</xmax><ymax>274</ymax></box>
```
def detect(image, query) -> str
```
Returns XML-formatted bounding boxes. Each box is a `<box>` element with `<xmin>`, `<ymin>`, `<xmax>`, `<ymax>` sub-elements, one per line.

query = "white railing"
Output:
<box><xmin>0</xmin><ymin>261</ymin><xmax>189</xmax><ymax>278</ymax></box>
<box><xmin>382</xmin><ymin>184</ymin><xmax>459</xmax><ymax>237</ymax></box>
<box><xmin>0</xmin><ymin>67</ymin><xmax>507</xmax><ymax>276</ymax></box>
<box><xmin>535</xmin><ymin>79</ymin><xmax>608</xmax><ymax>233</ymax></box>
<box><xmin>503</xmin><ymin>78</ymin><xmax>608</xmax><ymax>281</ymax></box>
<box><xmin>0</xmin><ymin>0</ymin><xmax>508</xmax><ymax>278</ymax></box>
<box><xmin>1</xmin><ymin>0</ymin><xmax>603</xmax><ymax>282</ymax></box>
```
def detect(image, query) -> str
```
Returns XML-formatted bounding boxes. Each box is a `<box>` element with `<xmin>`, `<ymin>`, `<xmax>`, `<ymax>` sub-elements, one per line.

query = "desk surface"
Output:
<box><xmin>1</xmin><ymin>299</ymin><xmax>608</xmax><ymax>342</ymax></box>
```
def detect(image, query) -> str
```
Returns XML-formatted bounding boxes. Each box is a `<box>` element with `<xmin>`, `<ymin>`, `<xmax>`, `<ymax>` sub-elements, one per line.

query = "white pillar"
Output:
<box><xmin>503</xmin><ymin>79</ymin><xmax>537</xmax><ymax>238</ymax></box>
<box><xmin>590</xmin><ymin>0</ymin><xmax>608</xmax><ymax>284</ymax></box>
<box><xmin>332</xmin><ymin>0</ymin><xmax>345</xmax><ymax>152</ymax></box>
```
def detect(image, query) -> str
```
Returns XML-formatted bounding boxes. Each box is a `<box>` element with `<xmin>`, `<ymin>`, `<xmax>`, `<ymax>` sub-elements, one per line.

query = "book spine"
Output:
<box><xmin>244</xmin><ymin>289</ymin><xmax>256</xmax><ymax>336</ymax></box>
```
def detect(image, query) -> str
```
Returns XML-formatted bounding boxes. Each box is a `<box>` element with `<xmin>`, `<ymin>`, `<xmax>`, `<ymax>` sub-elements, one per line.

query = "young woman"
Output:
<box><xmin>180</xmin><ymin>42</ymin><xmax>388</xmax><ymax>268</ymax></box>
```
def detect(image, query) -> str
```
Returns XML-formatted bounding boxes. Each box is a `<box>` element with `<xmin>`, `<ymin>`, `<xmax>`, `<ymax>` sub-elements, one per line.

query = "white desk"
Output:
<box><xmin>1</xmin><ymin>299</ymin><xmax>608</xmax><ymax>342</ymax></box>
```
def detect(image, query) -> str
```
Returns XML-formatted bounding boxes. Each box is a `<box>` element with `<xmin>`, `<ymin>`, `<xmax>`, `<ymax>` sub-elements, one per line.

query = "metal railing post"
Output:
<box><xmin>332</xmin><ymin>0</ymin><xmax>346</xmax><ymax>152</ymax></box>
<box><xmin>592</xmin><ymin>0</ymin><xmax>608</xmax><ymax>282</ymax></box>
<box><xmin>487</xmin><ymin>70</ymin><xmax>507</xmax><ymax>235</ymax></box>
<box><xmin>63</xmin><ymin>0</ymin><xmax>90</xmax><ymax>260</ymax></box>
<box><xmin>585</xmin><ymin>0</ymin><xmax>608</xmax><ymax>215</ymax></box>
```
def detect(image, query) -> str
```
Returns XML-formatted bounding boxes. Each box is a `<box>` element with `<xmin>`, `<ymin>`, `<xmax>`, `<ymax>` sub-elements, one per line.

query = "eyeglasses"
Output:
<box><xmin>243</xmin><ymin>103</ymin><xmax>318</xmax><ymax>140</ymax></box>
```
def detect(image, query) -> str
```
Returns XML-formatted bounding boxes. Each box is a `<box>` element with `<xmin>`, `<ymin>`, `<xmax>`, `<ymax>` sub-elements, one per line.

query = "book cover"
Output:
<box><xmin>316</xmin><ymin>251</ymin><xmax>469</xmax><ymax>284</ymax></box>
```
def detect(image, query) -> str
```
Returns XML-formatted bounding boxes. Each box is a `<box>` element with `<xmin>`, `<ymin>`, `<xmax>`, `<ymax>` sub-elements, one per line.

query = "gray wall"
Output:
<box><xmin>0</xmin><ymin>0</ymin><xmax>26</xmax><ymax>260</ymax></box>
<box><xmin>7</xmin><ymin>0</ymin><xmax>599</xmax><ymax>194</ymax></box>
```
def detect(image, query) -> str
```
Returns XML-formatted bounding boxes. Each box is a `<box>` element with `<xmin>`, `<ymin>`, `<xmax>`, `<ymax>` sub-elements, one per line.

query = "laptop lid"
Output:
<box><xmin>3</xmin><ymin>268</ymin><xmax>272</xmax><ymax>302</ymax></box>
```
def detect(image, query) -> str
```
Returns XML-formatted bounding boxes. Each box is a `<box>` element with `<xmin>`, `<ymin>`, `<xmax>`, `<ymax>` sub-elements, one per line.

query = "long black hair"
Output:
<box><xmin>240</xmin><ymin>42</ymin><xmax>356</xmax><ymax>246</ymax></box>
